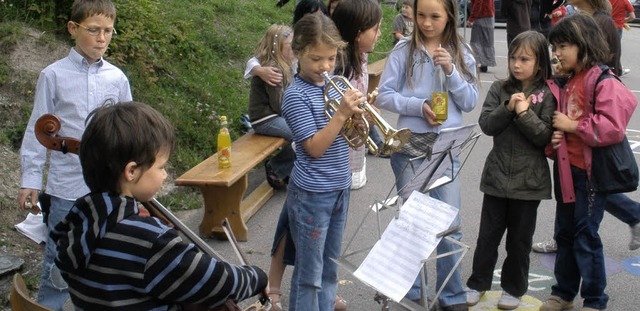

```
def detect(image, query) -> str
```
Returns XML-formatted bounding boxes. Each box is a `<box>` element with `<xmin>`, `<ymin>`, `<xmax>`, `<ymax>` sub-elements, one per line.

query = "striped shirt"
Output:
<box><xmin>20</xmin><ymin>48</ymin><xmax>132</xmax><ymax>200</ymax></box>
<box><xmin>282</xmin><ymin>74</ymin><xmax>351</xmax><ymax>192</ymax></box>
<box><xmin>51</xmin><ymin>193</ymin><xmax>267</xmax><ymax>310</ymax></box>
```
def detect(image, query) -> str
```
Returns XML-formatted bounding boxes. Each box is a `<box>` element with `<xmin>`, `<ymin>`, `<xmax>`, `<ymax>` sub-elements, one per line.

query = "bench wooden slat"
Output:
<box><xmin>175</xmin><ymin>132</ymin><xmax>287</xmax><ymax>241</ymax></box>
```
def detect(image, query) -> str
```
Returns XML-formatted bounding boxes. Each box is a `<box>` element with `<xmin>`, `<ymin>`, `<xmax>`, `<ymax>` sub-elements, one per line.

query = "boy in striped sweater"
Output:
<box><xmin>51</xmin><ymin>102</ymin><xmax>268</xmax><ymax>310</ymax></box>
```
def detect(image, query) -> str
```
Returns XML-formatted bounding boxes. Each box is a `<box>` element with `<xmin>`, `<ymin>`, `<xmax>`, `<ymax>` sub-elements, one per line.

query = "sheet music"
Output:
<box><xmin>400</xmin><ymin>124</ymin><xmax>477</xmax><ymax>198</ymax></box>
<box><xmin>353</xmin><ymin>191</ymin><xmax>458</xmax><ymax>302</ymax></box>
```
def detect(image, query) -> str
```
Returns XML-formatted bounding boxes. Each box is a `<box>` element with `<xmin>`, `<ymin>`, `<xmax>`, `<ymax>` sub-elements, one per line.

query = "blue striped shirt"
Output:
<box><xmin>20</xmin><ymin>48</ymin><xmax>132</xmax><ymax>200</ymax></box>
<box><xmin>282</xmin><ymin>75</ymin><xmax>351</xmax><ymax>192</ymax></box>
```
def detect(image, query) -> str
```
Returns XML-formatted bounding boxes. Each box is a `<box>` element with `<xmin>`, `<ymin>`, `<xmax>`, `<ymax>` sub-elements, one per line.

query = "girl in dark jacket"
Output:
<box><xmin>466</xmin><ymin>31</ymin><xmax>555</xmax><ymax>310</ymax></box>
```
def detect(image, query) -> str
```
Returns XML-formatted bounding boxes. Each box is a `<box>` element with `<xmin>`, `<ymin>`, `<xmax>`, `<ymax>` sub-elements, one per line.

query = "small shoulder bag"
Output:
<box><xmin>589</xmin><ymin>66</ymin><xmax>639</xmax><ymax>193</ymax></box>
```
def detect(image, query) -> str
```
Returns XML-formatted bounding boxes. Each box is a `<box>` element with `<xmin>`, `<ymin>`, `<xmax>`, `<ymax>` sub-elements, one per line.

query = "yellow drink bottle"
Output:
<box><xmin>217</xmin><ymin>116</ymin><xmax>231</xmax><ymax>168</ymax></box>
<box><xmin>431</xmin><ymin>64</ymin><xmax>448</xmax><ymax>124</ymax></box>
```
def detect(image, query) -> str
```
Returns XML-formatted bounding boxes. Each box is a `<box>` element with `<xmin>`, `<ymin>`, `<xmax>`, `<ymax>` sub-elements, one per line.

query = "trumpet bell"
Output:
<box><xmin>379</xmin><ymin>128</ymin><xmax>412</xmax><ymax>156</ymax></box>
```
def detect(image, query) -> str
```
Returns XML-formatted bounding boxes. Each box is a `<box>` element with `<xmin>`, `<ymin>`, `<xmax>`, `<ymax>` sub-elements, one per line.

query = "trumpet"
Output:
<box><xmin>321</xmin><ymin>72</ymin><xmax>411</xmax><ymax>156</ymax></box>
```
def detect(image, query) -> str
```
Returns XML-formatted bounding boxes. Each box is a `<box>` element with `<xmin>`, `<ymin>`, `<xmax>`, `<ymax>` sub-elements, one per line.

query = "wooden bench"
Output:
<box><xmin>175</xmin><ymin>132</ymin><xmax>286</xmax><ymax>241</ymax></box>
<box><xmin>367</xmin><ymin>57</ymin><xmax>387</xmax><ymax>95</ymax></box>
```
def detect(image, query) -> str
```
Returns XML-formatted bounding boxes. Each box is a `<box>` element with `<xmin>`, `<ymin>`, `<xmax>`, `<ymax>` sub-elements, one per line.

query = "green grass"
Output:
<box><xmin>1</xmin><ymin>0</ymin><xmax>400</xmax><ymax>210</ymax></box>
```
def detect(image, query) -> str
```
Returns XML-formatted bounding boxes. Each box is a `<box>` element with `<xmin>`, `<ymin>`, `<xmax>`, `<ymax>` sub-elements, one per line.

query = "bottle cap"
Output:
<box><xmin>220</xmin><ymin>116</ymin><xmax>227</xmax><ymax>121</ymax></box>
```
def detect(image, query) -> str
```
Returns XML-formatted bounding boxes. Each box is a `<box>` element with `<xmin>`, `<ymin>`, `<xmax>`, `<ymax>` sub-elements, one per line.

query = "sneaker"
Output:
<box><xmin>497</xmin><ymin>291</ymin><xmax>521</xmax><ymax>310</ymax></box>
<box><xmin>630</xmin><ymin>222</ymin><xmax>640</xmax><ymax>250</ymax></box>
<box><xmin>581</xmin><ymin>308</ymin><xmax>601</xmax><ymax>311</ymax></box>
<box><xmin>466</xmin><ymin>289</ymin><xmax>485</xmax><ymax>306</ymax></box>
<box><xmin>540</xmin><ymin>295</ymin><xmax>574</xmax><ymax>311</ymax></box>
<box><xmin>532</xmin><ymin>238</ymin><xmax>557</xmax><ymax>253</ymax></box>
<box><xmin>621</xmin><ymin>67</ymin><xmax>631</xmax><ymax>76</ymax></box>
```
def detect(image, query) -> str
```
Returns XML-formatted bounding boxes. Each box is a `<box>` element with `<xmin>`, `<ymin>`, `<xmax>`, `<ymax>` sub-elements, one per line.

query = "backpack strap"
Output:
<box><xmin>592</xmin><ymin>64</ymin><xmax>621</xmax><ymax>112</ymax></box>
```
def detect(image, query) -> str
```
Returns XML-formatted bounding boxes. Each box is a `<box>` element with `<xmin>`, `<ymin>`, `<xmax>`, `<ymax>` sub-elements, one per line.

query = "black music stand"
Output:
<box><xmin>335</xmin><ymin>124</ymin><xmax>480</xmax><ymax>311</ymax></box>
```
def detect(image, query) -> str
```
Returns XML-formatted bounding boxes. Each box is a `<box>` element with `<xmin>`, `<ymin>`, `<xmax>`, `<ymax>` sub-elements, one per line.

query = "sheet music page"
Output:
<box><xmin>400</xmin><ymin>124</ymin><xmax>477</xmax><ymax>198</ymax></box>
<box><xmin>353</xmin><ymin>191</ymin><xmax>458</xmax><ymax>302</ymax></box>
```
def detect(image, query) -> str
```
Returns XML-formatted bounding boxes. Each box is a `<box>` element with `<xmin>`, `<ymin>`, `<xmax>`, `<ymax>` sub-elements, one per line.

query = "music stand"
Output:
<box><xmin>335</xmin><ymin>124</ymin><xmax>480</xmax><ymax>311</ymax></box>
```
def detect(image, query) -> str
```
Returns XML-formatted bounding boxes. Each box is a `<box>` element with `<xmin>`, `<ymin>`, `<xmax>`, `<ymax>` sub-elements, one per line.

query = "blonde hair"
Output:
<box><xmin>255</xmin><ymin>24</ymin><xmax>294</xmax><ymax>87</ymax></box>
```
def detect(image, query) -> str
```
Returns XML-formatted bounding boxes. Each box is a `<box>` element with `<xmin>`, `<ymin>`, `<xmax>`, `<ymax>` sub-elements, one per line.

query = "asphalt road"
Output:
<box><xmin>177</xmin><ymin>26</ymin><xmax>640</xmax><ymax>311</ymax></box>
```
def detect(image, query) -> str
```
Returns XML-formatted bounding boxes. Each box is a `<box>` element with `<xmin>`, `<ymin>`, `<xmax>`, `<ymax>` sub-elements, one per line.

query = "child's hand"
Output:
<box><xmin>336</xmin><ymin>89</ymin><xmax>364</xmax><ymax>123</ymax></box>
<box><xmin>552</xmin><ymin>111</ymin><xmax>578</xmax><ymax>133</ymax></box>
<box><xmin>507</xmin><ymin>93</ymin><xmax>526</xmax><ymax>112</ymax></box>
<box><xmin>17</xmin><ymin>188</ymin><xmax>39</xmax><ymax>212</ymax></box>
<box><xmin>422</xmin><ymin>100</ymin><xmax>441</xmax><ymax>126</ymax></box>
<box><xmin>254</xmin><ymin>66</ymin><xmax>283</xmax><ymax>87</ymax></box>
<box><xmin>433</xmin><ymin>46</ymin><xmax>454</xmax><ymax>75</ymax></box>
<box><xmin>551</xmin><ymin>130</ymin><xmax>564</xmax><ymax>149</ymax></box>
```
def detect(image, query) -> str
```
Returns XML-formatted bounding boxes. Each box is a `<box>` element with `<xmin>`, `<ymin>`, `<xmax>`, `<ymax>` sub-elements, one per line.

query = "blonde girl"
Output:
<box><xmin>248</xmin><ymin>24</ymin><xmax>295</xmax><ymax>189</ymax></box>
<box><xmin>281</xmin><ymin>13</ymin><xmax>361</xmax><ymax>311</ymax></box>
<box><xmin>377</xmin><ymin>0</ymin><xmax>478</xmax><ymax>309</ymax></box>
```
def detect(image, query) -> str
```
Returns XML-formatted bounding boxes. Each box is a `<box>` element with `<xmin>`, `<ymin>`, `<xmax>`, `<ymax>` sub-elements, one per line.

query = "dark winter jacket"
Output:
<box><xmin>478</xmin><ymin>80</ymin><xmax>555</xmax><ymax>200</ymax></box>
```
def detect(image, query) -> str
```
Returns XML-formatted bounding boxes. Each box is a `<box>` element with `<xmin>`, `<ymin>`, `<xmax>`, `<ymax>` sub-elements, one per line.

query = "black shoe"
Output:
<box><xmin>265</xmin><ymin>162</ymin><xmax>286</xmax><ymax>190</ymax></box>
<box><xmin>479</xmin><ymin>65</ymin><xmax>488</xmax><ymax>73</ymax></box>
<box><xmin>441</xmin><ymin>303</ymin><xmax>468</xmax><ymax>311</ymax></box>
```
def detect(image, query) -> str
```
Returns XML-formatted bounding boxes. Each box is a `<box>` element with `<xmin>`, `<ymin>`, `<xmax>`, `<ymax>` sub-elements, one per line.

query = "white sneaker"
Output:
<box><xmin>630</xmin><ymin>223</ymin><xmax>640</xmax><ymax>250</ymax></box>
<box><xmin>497</xmin><ymin>291</ymin><xmax>521</xmax><ymax>310</ymax></box>
<box><xmin>532</xmin><ymin>238</ymin><xmax>557</xmax><ymax>253</ymax></box>
<box><xmin>466</xmin><ymin>289</ymin><xmax>485</xmax><ymax>306</ymax></box>
<box><xmin>621</xmin><ymin>67</ymin><xmax>631</xmax><ymax>76</ymax></box>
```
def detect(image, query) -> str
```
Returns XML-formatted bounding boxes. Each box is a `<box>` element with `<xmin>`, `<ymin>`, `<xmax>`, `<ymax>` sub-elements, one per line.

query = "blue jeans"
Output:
<box><xmin>552</xmin><ymin>165</ymin><xmax>608</xmax><ymax>309</ymax></box>
<box><xmin>286</xmin><ymin>182</ymin><xmax>350</xmax><ymax>311</ymax></box>
<box><xmin>390</xmin><ymin>152</ymin><xmax>465</xmax><ymax>307</ymax></box>
<box><xmin>38</xmin><ymin>196</ymin><xmax>72</xmax><ymax>311</ymax></box>
<box><xmin>605</xmin><ymin>193</ymin><xmax>640</xmax><ymax>227</ymax></box>
<box><xmin>253</xmin><ymin>117</ymin><xmax>295</xmax><ymax>180</ymax></box>
<box><xmin>271</xmin><ymin>205</ymin><xmax>296</xmax><ymax>265</ymax></box>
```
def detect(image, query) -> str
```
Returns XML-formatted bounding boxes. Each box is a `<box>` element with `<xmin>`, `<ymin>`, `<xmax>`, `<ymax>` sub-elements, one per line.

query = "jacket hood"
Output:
<box><xmin>51</xmin><ymin>193</ymin><xmax>138</xmax><ymax>273</ymax></box>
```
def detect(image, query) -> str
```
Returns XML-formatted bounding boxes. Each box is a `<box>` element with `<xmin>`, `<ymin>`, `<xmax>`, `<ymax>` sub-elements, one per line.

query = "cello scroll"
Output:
<box><xmin>34</xmin><ymin>114</ymin><xmax>80</xmax><ymax>155</ymax></box>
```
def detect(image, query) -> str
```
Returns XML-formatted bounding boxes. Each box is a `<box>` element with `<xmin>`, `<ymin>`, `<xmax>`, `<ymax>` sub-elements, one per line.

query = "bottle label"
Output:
<box><xmin>431</xmin><ymin>92</ymin><xmax>448</xmax><ymax>123</ymax></box>
<box><xmin>218</xmin><ymin>147</ymin><xmax>231</xmax><ymax>168</ymax></box>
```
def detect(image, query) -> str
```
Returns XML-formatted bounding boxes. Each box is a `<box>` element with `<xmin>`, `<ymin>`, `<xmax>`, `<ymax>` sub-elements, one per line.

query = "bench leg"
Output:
<box><xmin>199</xmin><ymin>175</ymin><xmax>248</xmax><ymax>241</ymax></box>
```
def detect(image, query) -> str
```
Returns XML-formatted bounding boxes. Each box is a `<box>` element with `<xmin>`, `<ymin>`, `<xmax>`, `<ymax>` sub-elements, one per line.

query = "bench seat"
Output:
<box><xmin>175</xmin><ymin>132</ymin><xmax>286</xmax><ymax>241</ymax></box>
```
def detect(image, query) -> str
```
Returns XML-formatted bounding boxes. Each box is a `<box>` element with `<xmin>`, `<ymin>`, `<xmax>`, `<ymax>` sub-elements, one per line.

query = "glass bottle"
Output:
<box><xmin>431</xmin><ymin>64</ymin><xmax>448</xmax><ymax>124</ymax></box>
<box><xmin>217</xmin><ymin>116</ymin><xmax>231</xmax><ymax>168</ymax></box>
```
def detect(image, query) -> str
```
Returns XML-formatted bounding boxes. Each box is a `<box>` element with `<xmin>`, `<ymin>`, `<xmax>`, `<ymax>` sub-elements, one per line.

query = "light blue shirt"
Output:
<box><xmin>20</xmin><ymin>48</ymin><xmax>132</xmax><ymax>201</ymax></box>
<box><xmin>377</xmin><ymin>38</ymin><xmax>479</xmax><ymax>133</ymax></box>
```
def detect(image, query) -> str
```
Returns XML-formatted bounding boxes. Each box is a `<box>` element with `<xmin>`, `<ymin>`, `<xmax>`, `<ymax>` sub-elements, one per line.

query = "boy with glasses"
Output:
<box><xmin>17</xmin><ymin>1</ymin><xmax>131</xmax><ymax>309</ymax></box>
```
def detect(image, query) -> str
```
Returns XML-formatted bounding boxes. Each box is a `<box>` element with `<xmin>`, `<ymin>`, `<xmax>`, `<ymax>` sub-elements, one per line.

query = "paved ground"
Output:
<box><xmin>177</xmin><ymin>26</ymin><xmax>640</xmax><ymax>311</ymax></box>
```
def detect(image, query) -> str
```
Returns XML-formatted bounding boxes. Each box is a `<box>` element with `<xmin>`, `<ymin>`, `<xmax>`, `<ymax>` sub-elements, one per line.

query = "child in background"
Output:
<box><xmin>549</xmin><ymin>0</ymin><xmax>567</xmax><ymax>27</ymax></box>
<box><xmin>332</xmin><ymin>0</ymin><xmax>383</xmax><ymax>189</ymax></box>
<box><xmin>466</xmin><ymin>31</ymin><xmax>555</xmax><ymax>310</ymax></box>
<box><xmin>376</xmin><ymin>0</ymin><xmax>478</xmax><ymax>309</ymax></box>
<box><xmin>392</xmin><ymin>0</ymin><xmax>414</xmax><ymax>46</ymax></box>
<box><xmin>248</xmin><ymin>24</ymin><xmax>296</xmax><ymax>189</ymax></box>
<box><xmin>467</xmin><ymin>0</ymin><xmax>496</xmax><ymax>73</ymax></box>
<box><xmin>243</xmin><ymin>0</ymin><xmax>329</xmax><ymax>87</ymax></box>
<box><xmin>282</xmin><ymin>13</ymin><xmax>361</xmax><ymax>311</ymax></box>
<box><xmin>17</xmin><ymin>1</ymin><xmax>132</xmax><ymax>309</ymax></box>
<box><xmin>50</xmin><ymin>102</ymin><xmax>268</xmax><ymax>310</ymax></box>
<box><xmin>540</xmin><ymin>13</ymin><xmax>637</xmax><ymax>311</ymax></box>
